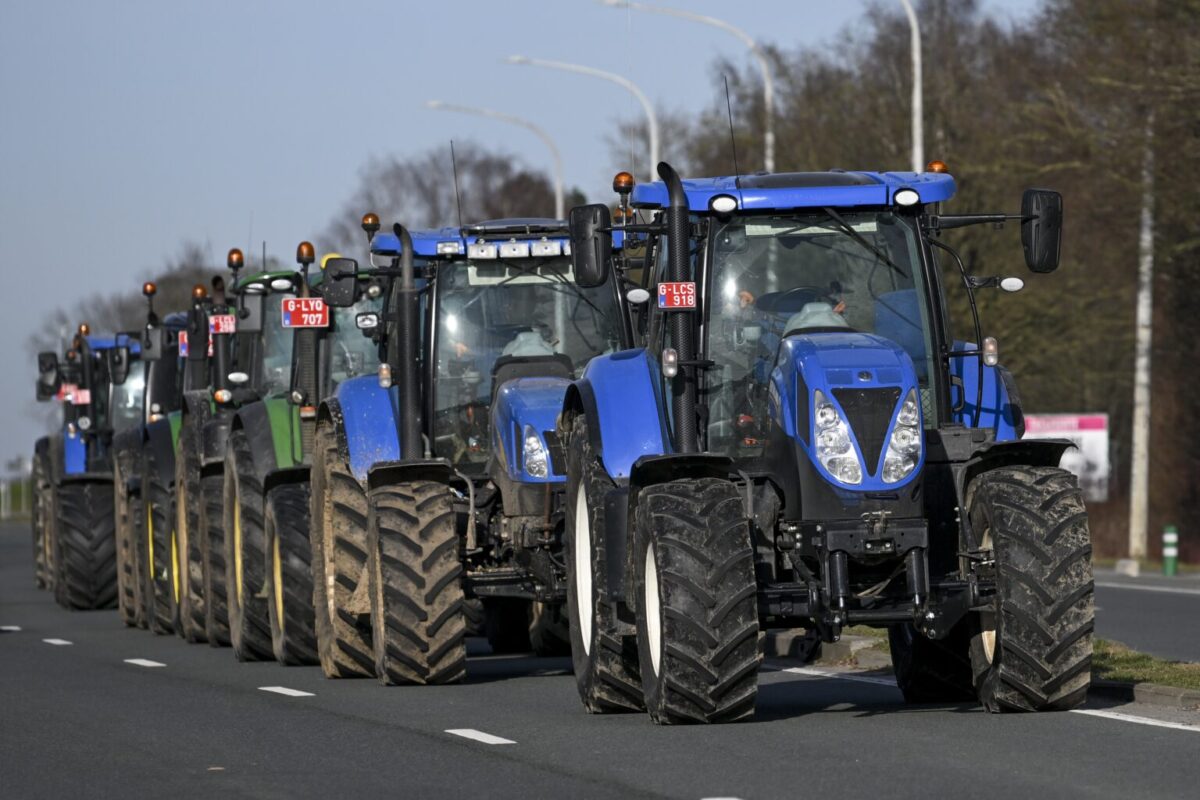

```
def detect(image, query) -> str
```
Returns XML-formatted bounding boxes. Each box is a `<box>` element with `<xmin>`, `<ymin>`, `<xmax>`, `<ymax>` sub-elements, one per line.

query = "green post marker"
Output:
<box><xmin>1163</xmin><ymin>525</ymin><xmax>1179</xmax><ymax>577</ymax></box>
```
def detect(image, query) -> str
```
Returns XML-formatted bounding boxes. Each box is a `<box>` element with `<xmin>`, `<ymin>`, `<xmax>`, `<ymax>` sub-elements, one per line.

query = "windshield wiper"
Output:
<box><xmin>820</xmin><ymin>207</ymin><xmax>909</xmax><ymax>279</ymax></box>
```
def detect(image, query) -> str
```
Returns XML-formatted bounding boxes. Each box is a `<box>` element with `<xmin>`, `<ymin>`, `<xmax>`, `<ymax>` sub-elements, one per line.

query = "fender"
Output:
<box><xmin>950</xmin><ymin>345</ymin><xmax>1023</xmax><ymax>441</ymax></box>
<box><xmin>603</xmin><ymin>452</ymin><xmax>736</xmax><ymax>604</ymax></box>
<box><xmin>144</xmin><ymin>416</ymin><xmax>177</xmax><ymax>492</ymax></box>
<box><xmin>329</xmin><ymin>375</ymin><xmax>401</xmax><ymax>482</ymax></box>
<box><xmin>263</xmin><ymin>464</ymin><xmax>312</xmax><ymax>496</ymax></box>
<box><xmin>366</xmin><ymin>458</ymin><xmax>453</xmax><ymax>493</ymax></box>
<box><xmin>230</xmin><ymin>399</ymin><xmax>296</xmax><ymax>487</ymax></box>
<box><xmin>112</xmin><ymin>427</ymin><xmax>144</xmax><ymax>495</ymax></box>
<box><xmin>960</xmin><ymin>438</ymin><xmax>1075</xmax><ymax>499</ymax></box>
<box><xmin>566</xmin><ymin>349</ymin><xmax>667</xmax><ymax>481</ymax></box>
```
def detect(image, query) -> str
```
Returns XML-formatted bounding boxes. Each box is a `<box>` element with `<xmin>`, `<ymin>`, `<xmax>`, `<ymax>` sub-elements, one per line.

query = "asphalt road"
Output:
<box><xmin>1094</xmin><ymin>570</ymin><xmax>1200</xmax><ymax>662</ymax></box>
<box><xmin>2</xmin><ymin>523</ymin><xmax>1198</xmax><ymax>800</ymax></box>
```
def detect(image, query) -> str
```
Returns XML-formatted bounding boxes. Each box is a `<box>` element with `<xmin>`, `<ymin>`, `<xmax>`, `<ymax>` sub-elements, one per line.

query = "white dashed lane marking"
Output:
<box><xmin>1</xmin><ymin>625</ymin><xmax>21</xmax><ymax>632</ymax></box>
<box><xmin>258</xmin><ymin>686</ymin><xmax>315</xmax><ymax>697</ymax></box>
<box><xmin>42</xmin><ymin>638</ymin><xmax>72</xmax><ymax>646</ymax></box>
<box><xmin>445</xmin><ymin>728</ymin><xmax>516</xmax><ymax>745</ymax></box>
<box><xmin>124</xmin><ymin>658</ymin><xmax>166</xmax><ymax>668</ymax></box>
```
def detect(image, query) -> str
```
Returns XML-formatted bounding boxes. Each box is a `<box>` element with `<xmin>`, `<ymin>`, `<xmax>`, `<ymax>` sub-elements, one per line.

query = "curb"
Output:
<box><xmin>1090</xmin><ymin>679</ymin><xmax>1200</xmax><ymax>710</ymax></box>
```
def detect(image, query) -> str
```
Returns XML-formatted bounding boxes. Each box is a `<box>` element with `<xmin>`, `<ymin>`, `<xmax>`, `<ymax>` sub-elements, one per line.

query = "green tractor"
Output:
<box><xmin>222</xmin><ymin>229</ymin><xmax>386</xmax><ymax>663</ymax></box>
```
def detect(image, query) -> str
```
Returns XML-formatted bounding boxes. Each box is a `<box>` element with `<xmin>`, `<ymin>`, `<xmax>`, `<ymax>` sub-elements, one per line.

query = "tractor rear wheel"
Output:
<box><xmin>368</xmin><ymin>480</ymin><xmax>466</xmax><ymax>685</ymax></box>
<box><xmin>463</xmin><ymin>598</ymin><xmax>485</xmax><ymax>637</ymax></box>
<box><xmin>265</xmin><ymin>483</ymin><xmax>318</xmax><ymax>665</ymax></box>
<box><xmin>564</xmin><ymin>413</ymin><xmax>643</xmax><ymax>713</ymax></box>
<box><xmin>200</xmin><ymin>473</ymin><xmax>231</xmax><ymax>645</ymax></box>
<box><xmin>223</xmin><ymin>428</ymin><xmax>273</xmax><ymax>661</ymax></box>
<box><xmin>310</xmin><ymin>422</ymin><xmax>375</xmax><ymax>678</ymax></box>
<box><xmin>113</xmin><ymin>449</ymin><xmax>144</xmax><ymax>626</ymax></box>
<box><xmin>632</xmin><ymin>478</ymin><xmax>760</xmax><ymax>724</ymax></box>
<box><xmin>888</xmin><ymin>621</ymin><xmax>974</xmax><ymax>703</ymax></box>
<box><xmin>53</xmin><ymin>481</ymin><xmax>118</xmax><ymax>610</ymax></box>
<box><xmin>173</xmin><ymin>423</ymin><xmax>208</xmax><ymax>643</ymax></box>
<box><xmin>966</xmin><ymin>466</ymin><xmax>1094</xmax><ymax>712</ymax></box>
<box><xmin>143</xmin><ymin>447</ymin><xmax>178</xmax><ymax>635</ymax></box>
<box><xmin>484</xmin><ymin>598</ymin><xmax>532</xmax><ymax>654</ymax></box>
<box><xmin>529</xmin><ymin>601</ymin><xmax>570</xmax><ymax>657</ymax></box>
<box><xmin>31</xmin><ymin>451</ymin><xmax>53</xmax><ymax>590</ymax></box>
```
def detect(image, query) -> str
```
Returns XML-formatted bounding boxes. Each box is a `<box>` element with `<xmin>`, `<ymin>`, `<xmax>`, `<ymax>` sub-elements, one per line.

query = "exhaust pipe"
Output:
<box><xmin>393</xmin><ymin>223</ymin><xmax>422</xmax><ymax>461</ymax></box>
<box><xmin>659</xmin><ymin>162</ymin><xmax>699</xmax><ymax>454</ymax></box>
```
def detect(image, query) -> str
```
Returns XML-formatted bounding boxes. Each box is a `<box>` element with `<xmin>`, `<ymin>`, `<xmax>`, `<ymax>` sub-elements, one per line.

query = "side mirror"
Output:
<box><xmin>107</xmin><ymin>346</ymin><xmax>131</xmax><ymax>385</ymax></box>
<box><xmin>142</xmin><ymin>326</ymin><xmax>165</xmax><ymax>361</ymax></box>
<box><xmin>321</xmin><ymin>258</ymin><xmax>360</xmax><ymax>307</ymax></box>
<box><xmin>569</xmin><ymin>204</ymin><xmax>611</xmax><ymax>289</ymax></box>
<box><xmin>1021</xmin><ymin>189</ymin><xmax>1063</xmax><ymax>273</ymax></box>
<box><xmin>239</xmin><ymin>293</ymin><xmax>264</xmax><ymax>334</ymax></box>
<box><xmin>36</xmin><ymin>351</ymin><xmax>60</xmax><ymax>401</ymax></box>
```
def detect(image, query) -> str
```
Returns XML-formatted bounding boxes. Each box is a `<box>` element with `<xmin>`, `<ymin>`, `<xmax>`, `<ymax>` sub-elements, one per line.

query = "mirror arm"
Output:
<box><xmin>926</xmin><ymin>213</ymin><xmax>1025</xmax><ymax>231</ymax></box>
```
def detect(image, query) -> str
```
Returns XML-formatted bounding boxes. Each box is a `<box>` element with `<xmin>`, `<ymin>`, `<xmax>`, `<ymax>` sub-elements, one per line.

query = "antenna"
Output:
<box><xmin>262</xmin><ymin>241</ymin><xmax>267</xmax><ymax>272</ymax></box>
<box><xmin>450</xmin><ymin>140</ymin><xmax>464</xmax><ymax>233</ymax></box>
<box><xmin>724</xmin><ymin>75</ymin><xmax>742</xmax><ymax>185</ymax></box>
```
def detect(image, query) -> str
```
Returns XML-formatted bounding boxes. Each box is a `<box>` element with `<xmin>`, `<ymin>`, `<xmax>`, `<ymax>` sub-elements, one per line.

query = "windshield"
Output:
<box><xmin>261</xmin><ymin>292</ymin><xmax>295</xmax><ymax>395</ymax></box>
<box><xmin>432</xmin><ymin>256</ymin><xmax>622</xmax><ymax>468</ymax></box>
<box><xmin>110</xmin><ymin>368</ymin><xmax>145</xmax><ymax>432</ymax></box>
<box><xmin>705</xmin><ymin>211</ymin><xmax>935</xmax><ymax>456</ymax></box>
<box><xmin>327</xmin><ymin>295</ymin><xmax>383</xmax><ymax>389</ymax></box>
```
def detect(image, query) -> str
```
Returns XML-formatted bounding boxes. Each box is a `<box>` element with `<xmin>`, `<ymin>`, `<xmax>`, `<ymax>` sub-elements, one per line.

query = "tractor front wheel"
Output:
<box><xmin>200</xmin><ymin>473</ymin><xmax>231</xmax><ymax>646</ymax></box>
<box><xmin>888</xmin><ymin>621</ymin><xmax>974</xmax><ymax>703</ymax></box>
<box><xmin>31</xmin><ymin>451</ymin><xmax>53</xmax><ymax>590</ymax></box>
<box><xmin>265</xmin><ymin>483</ymin><xmax>318</xmax><ymax>665</ymax></box>
<box><xmin>142</xmin><ymin>446</ymin><xmax>177</xmax><ymax>634</ymax></box>
<box><xmin>367</xmin><ymin>480</ymin><xmax>466</xmax><ymax>685</ymax></box>
<box><xmin>222</xmin><ymin>428</ymin><xmax>273</xmax><ymax>661</ymax></box>
<box><xmin>113</xmin><ymin>449</ymin><xmax>144</xmax><ymax>627</ymax></box>
<box><xmin>53</xmin><ymin>481</ymin><xmax>118</xmax><ymax>610</ymax></box>
<box><xmin>966</xmin><ymin>466</ymin><xmax>1094</xmax><ymax>712</ymax></box>
<box><xmin>174</xmin><ymin>423</ymin><xmax>208</xmax><ymax>643</ymax></box>
<box><xmin>632</xmin><ymin>478</ymin><xmax>760</xmax><ymax>724</ymax></box>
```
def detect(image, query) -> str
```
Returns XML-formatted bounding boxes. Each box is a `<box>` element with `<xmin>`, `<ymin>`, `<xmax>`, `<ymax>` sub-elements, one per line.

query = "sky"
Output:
<box><xmin>0</xmin><ymin>0</ymin><xmax>1040</xmax><ymax>470</ymax></box>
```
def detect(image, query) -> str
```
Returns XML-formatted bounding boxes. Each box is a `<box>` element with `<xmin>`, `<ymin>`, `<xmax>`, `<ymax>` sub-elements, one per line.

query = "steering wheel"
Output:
<box><xmin>766</xmin><ymin>285</ymin><xmax>842</xmax><ymax>311</ymax></box>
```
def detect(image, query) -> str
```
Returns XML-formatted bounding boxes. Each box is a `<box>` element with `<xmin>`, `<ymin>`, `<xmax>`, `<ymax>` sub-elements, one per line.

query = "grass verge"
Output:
<box><xmin>1092</xmin><ymin>639</ymin><xmax>1200</xmax><ymax>691</ymax></box>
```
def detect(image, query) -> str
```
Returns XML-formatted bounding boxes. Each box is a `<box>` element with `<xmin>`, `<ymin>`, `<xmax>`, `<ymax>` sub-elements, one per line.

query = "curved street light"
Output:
<box><xmin>600</xmin><ymin>0</ymin><xmax>775</xmax><ymax>173</ymax></box>
<box><xmin>505</xmin><ymin>55</ymin><xmax>659</xmax><ymax>181</ymax></box>
<box><xmin>898</xmin><ymin>0</ymin><xmax>924</xmax><ymax>173</ymax></box>
<box><xmin>425</xmin><ymin>100</ymin><xmax>564</xmax><ymax>219</ymax></box>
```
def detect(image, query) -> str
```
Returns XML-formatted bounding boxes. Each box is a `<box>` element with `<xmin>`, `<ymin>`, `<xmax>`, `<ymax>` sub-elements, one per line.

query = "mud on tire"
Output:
<box><xmin>310</xmin><ymin>422</ymin><xmax>374</xmax><ymax>678</ymax></box>
<box><xmin>31</xmin><ymin>450</ymin><xmax>54</xmax><ymax>590</ymax></box>
<box><xmin>173</xmin><ymin>421</ymin><xmax>208</xmax><ymax>643</ymax></box>
<box><xmin>142</xmin><ymin>447</ymin><xmax>177</xmax><ymax>634</ymax></box>
<box><xmin>265</xmin><ymin>483</ymin><xmax>318</xmax><ymax>665</ymax></box>
<box><xmin>53</xmin><ymin>481</ymin><xmax>118</xmax><ymax>610</ymax></box>
<box><xmin>368</xmin><ymin>481</ymin><xmax>467</xmax><ymax>685</ymax></box>
<box><xmin>222</xmin><ymin>428</ymin><xmax>274</xmax><ymax>661</ymax></box>
<box><xmin>632</xmin><ymin>478</ymin><xmax>760</xmax><ymax>724</ymax></box>
<box><xmin>966</xmin><ymin>466</ymin><xmax>1094</xmax><ymax>712</ymax></box>
<box><xmin>200</xmin><ymin>473</ymin><xmax>231</xmax><ymax>646</ymax></box>
<box><xmin>113</xmin><ymin>448</ymin><xmax>144</xmax><ymax>627</ymax></box>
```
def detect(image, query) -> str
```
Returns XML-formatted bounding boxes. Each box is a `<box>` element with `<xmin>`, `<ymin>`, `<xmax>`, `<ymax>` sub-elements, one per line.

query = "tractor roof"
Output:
<box><xmin>370</xmin><ymin>218</ymin><xmax>623</xmax><ymax>258</ymax></box>
<box><xmin>80</xmin><ymin>333</ymin><xmax>141</xmax><ymax>355</ymax></box>
<box><xmin>236</xmin><ymin>269</ymin><xmax>299</xmax><ymax>290</ymax></box>
<box><xmin>163</xmin><ymin>311</ymin><xmax>188</xmax><ymax>330</ymax></box>
<box><xmin>630</xmin><ymin>170</ymin><xmax>956</xmax><ymax>213</ymax></box>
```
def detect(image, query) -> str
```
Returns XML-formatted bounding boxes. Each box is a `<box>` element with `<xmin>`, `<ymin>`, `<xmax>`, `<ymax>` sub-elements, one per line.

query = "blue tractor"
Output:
<box><xmin>560</xmin><ymin>163</ymin><xmax>1092</xmax><ymax>723</ymax></box>
<box><xmin>310</xmin><ymin>218</ymin><xmax>628</xmax><ymax>682</ymax></box>
<box><xmin>33</xmin><ymin>325</ymin><xmax>143</xmax><ymax>610</ymax></box>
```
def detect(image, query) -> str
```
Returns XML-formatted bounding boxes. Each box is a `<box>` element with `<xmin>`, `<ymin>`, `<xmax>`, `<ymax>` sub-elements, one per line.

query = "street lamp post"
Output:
<box><xmin>898</xmin><ymin>0</ymin><xmax>924</xmax><ymax>173</ymax></box>
<box><xmin>504</xmin><ymin>55</ymin><xmax>659</xmax><ymax>181</ymax></box>
<box><xmin>425</xmin><ymin>100</ymin><xmax>564</xmax><ymax>219</ymax></box>
<box><xmin>600</xmin><ymin>0</ymin><xmax>775</xmax><ymax>173</ymax></box>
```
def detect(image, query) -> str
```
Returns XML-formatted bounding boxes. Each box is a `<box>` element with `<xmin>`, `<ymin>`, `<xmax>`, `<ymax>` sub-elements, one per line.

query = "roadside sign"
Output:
<box><xmin>1024</xmin><ymin>413</ymin><xmax>1110</xmax><ymax>501</ymax></box>
<box><xmin>658</xmin><ymin>281</ymin><xmax>697</xmax><ymax>309</ymax></box>
<box><xmin>281</xmin><ymin>297</ymin><xmax>329</xmax><ymax>328</ymax></box>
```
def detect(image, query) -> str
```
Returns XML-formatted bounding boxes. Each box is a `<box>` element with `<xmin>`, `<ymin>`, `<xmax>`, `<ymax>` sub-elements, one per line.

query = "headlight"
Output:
<box><xmin>77</xmin><ymin>415</ymin><xmax>92</xmax><ymax>431</ymax></box>
<box><xmin>882</xmin><ymin>388</ymin><xmax>922</xmax><ymax>483</ymax></box>
<box><xmin>523</xmin><ymin>425</ymin><xmax>548</xmax><ymax>478</ymax></box>
<box><xmin>812</xmin><ymin>390</ymin><xmax>862</xmax><ymax>485</ymax></box>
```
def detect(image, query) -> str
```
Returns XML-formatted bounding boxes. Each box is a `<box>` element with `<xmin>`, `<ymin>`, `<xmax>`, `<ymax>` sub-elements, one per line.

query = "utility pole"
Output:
<box><xmin>1128</xmin><ymin>115</ymin><xmax>1156</xmax><ymax>560</ymax></box>
<box><xmin>898</xmin><ymin>0</ymin><xmax>924</xmax><ymax>172</ymax></box>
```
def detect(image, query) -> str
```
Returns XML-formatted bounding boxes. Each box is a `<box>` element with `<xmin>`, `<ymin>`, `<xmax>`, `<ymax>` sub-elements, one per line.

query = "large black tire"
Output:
<box><xmin>310</xmin><ymin>422</ymin><xmax>374</xmax><ymax>678</ymax></box>
<box><xmin>463</xmin><ymin>597</ymin><xmax>485</xmax><ymax>637</ymax></box>
<box><xmin>31</xmin><ymin>451</ymin><xmax>54</xmax><ymax>590</ymax></box>
<box><xmin>632</xmin><ymin>478</ymin><xmax>760</xmax><ymax>724</ymax></box>
<box><xmin>142</xmin><ymin>446</ymin><xmax>178</xmax><ymax>635</ymax></box>
<box><xmin>563</xmin><ymin>414</ymin><xmax>643</xmax><ymax>713</ymax></box>
<box><xmin>53</xmin><ymin>481</ymin><xmax>118</xmax><ymax>610</ymax></box>
<box><xmin>222</xmin><ymin>428</ymin><xmax>273</xmax><ymax>661</ymax></box>
<box><xmin>173</xmin><ymin>421</ymin><xmax>208</xmax><ymax>643</ymax></box>
<box><xmin>484</xmin><ymin>598</ymin><xmax>532</xmax><ymax>654</ymax></box>
<box><xmin>113</xmin><ymin>448</ymin><xmax>144</xmax><ymax>627</ymax></box>
<box><xmin>966</xmin><ymin>466</ymin><xmax>1094</xmax><ymax>712</ymax></box>
<box><xmin>265</xmin><ymin>483</ymin><xmax>319</xmax><ymax>665</ymax></box>
<box><xmin>888</xmin><ymin>621</ymin><xmax>974</xmax><ymax>703</ymax></box>
<box><xmin>200</xmin><ymin>473</ymin><xmax>231</xmax><ymax>646</ymax></box>
<box><xmin>528</xmin><ymin>601</ymin><xmax>571</xmax><ymax>657</ymax></box>
<box><xmin>368</xmin><ymin>481</ymin><xmax>466</xmax><ymax>685</ymax></box>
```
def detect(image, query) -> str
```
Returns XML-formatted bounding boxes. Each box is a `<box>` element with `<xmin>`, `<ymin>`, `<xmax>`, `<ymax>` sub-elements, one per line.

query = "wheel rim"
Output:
<box><xmin>146</xmin><ymin>502</ymin><xmax>155</xmax><ymax>581</ymax></box>
<box><xmin>979</xmin><ymin>526</ymin><xmax>996</xmax><ymax>664</ymax></box>
<box><xmin>175</xmin><ymin>480</ymin><xmax>186</xmax><ymax>604</ymax></box>
<box><xmin>170</xmin><ymin>527</ymin><xmax>180</xmax><ymax>604</ymax></box>
<box><xmin>573</xmin><ymin>483</ymin><xmax>593</xmax><ymax>656</ymax></box>
<box><xmin>233</xmin><ymin>500</ymin><xmax>244</xmax><ymax>607</ymax></box>
<box><xmin>644</xmin><ymin>542</ymin><xmax>662</xmax><ymax>677</ymax></box>
<box><xmin>272</xmin><ymin>528</ymin><xmax>284</xmax><ymax>627</ymax></box>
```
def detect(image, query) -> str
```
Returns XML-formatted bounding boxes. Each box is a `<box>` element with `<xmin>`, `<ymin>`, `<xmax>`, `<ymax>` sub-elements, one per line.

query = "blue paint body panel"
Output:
<box><xmin>491</xmin><ymin>377</ymin><xmax>570</xmax><ymax>484</ymax></box>
<box><xmin>575</xmin><ymin>349</ymin><xmax>667</xmax><ymax>480</ymax></box>
<box><xmin>334</xmin><ymin>375</ymin><xmax>401</xmax><ymax>482</ymax></box>
<box><xmin>62</xmin><ymin>428</ymin><xmax>87</xmax><ymax>475</ymax></box>
<box><xmin>370</xmin><ymin>222</ymin><xmax>622</xmax><ymax>258</ymax></box>
<box><xmin>950</xmin><ymin>342</ymin><xmax>1020</xmax><ymax>441</ymax></box>
<box><xmin>771</xmin><ymin>332</ymin><xmax>923</xmax><ymax>490</ymax></box>
<box><xmin>631</xmin><ymin>171</ymin><xmax>956</xmax><ymax>213</ymax></box>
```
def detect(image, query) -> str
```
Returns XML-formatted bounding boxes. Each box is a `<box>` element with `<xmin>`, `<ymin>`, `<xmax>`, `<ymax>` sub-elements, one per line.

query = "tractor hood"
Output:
<box><xmin>491</xmin><ymin>375</ymin><xmax>570</xmax><ymax>484</ymax></box>
<box><xmin>769</xmin><ymin>331</ymin><xmax>924</xmax><ymax>491</ymax></box>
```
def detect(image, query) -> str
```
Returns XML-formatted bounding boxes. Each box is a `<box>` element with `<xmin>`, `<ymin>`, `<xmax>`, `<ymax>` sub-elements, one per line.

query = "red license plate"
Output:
<box><xmin>71</xmin><ymin>388</ymin><xmax>91</xmax><ymax>405</ymax></box>
<box><xmin>658</xmin><ymin>281</ymin><xmax>697</xmax><ymax>309</ymax></box>
<box><xmin>281</xmin><ymin>297</ymin><xmax>329</xmax><ymax>328</ymax></box>
<box><xmin>209</xmin><ymin>314</ymin><xmax>237</xmax><ymax>334</ymax></box>
<box><xmin>178</xmin><ymin>331</ymin><xmax>214</xmax><ymax>357</ymax></box>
